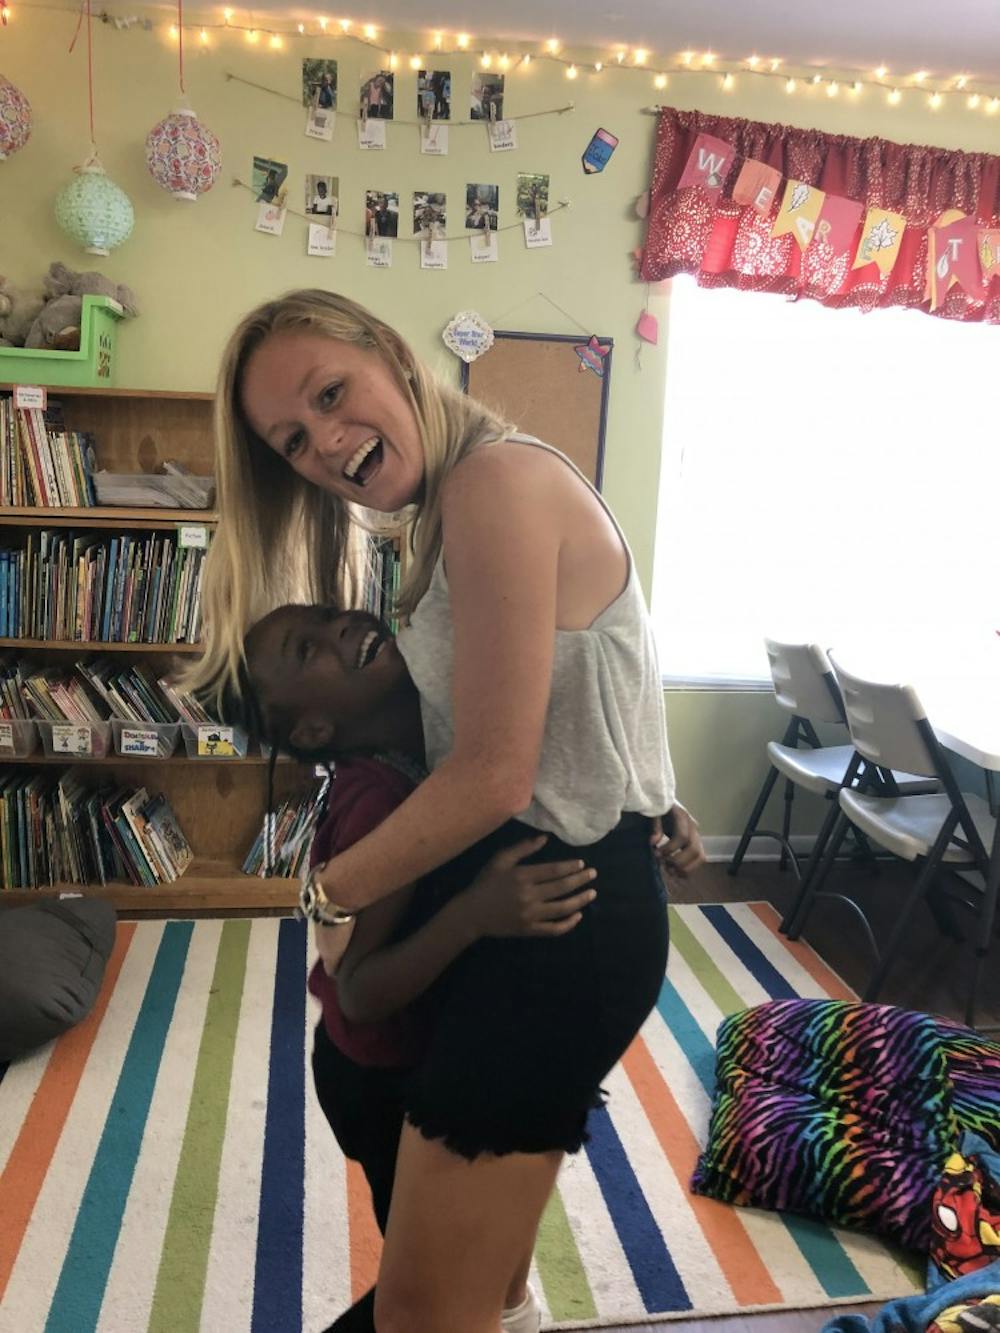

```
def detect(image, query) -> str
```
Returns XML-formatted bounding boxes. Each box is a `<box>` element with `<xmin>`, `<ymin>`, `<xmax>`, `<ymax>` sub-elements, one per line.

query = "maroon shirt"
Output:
<box><xmin>306</xmin><ymin>755</ymin><xmax>432</xmax><ymax>1068</ymax></box>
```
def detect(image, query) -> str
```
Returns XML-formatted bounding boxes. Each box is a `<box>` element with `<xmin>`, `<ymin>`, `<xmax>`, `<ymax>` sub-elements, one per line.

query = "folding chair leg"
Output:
<box><xmin>783</xmin><ymin>811</ymin><xmax>852</xmax><ymax>940</ymax></box>
<box><xmin>728</xmin><ymin>765</ymin><xmax>780</xmax><ymax>877</ymax></box>
<box><xmin>780</xmin><ymin>797</ymin><xmax>840</xmax><ymax>932</ymax></box>
<box><xmin>779</xmin><ymin>780</ymin><xmax>794</xmax><ymax>872</ymax></box>
<box><xmin>864</xmin><ymin>854</ymin><xmax>942</xmax><ymax>1005</ymax></box>
<box><xmin>927</xmin><ymin>881</ymin><xmax>964</xmax><ymax>944</ymax></box>
<box><xmin>966</xmin><ymin>824</ymin><xmax>1000</xmax><ymax>1030</ymax></box>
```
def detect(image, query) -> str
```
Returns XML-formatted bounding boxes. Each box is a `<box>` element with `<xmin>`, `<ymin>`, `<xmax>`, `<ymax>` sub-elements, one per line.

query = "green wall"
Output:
<box><xmin>5</xmin><ymin>11</ymin><xmax>993</xmax><ymax>835</ymax></box>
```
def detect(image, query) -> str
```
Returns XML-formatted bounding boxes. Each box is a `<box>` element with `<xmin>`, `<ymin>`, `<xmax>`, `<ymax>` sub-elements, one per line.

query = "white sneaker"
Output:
<box><xmin>501</xmin><ymin>1282</ymin><xmax>541</xmax><ymax>1333</ymax></box>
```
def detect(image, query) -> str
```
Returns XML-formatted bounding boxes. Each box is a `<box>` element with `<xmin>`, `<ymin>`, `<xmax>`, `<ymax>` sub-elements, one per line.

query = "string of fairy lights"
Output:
<box><xmin>6</xmin><ymin>3</ymin><xmax>1000</xmax><ymax>116</ymax></box>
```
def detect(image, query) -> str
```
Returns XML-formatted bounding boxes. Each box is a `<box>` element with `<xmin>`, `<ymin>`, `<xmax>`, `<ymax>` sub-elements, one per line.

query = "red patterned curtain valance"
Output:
<box><xmin>640</xmin><ymin>106</ymin><xmax>1000</xmax><ymax>322</ymax></box>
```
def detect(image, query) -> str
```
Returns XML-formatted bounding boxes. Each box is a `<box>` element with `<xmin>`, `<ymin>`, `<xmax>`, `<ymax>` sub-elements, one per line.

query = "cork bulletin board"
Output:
<box><xmin>460</xmin><ymin>331</ymin><xmax>613</xmax><ymax>490</ymax></box>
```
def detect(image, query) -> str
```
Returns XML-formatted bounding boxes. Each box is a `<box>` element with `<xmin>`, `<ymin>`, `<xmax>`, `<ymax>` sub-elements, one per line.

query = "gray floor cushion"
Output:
<box><xmin>0</xmin><ymin>899</ymin><xmax>117</xmax><ymax>1062</ymax></box>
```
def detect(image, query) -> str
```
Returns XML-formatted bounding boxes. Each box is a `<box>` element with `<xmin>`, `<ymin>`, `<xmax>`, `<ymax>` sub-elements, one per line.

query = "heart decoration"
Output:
<box><xmin>442</xmin><ymin>310</ymin><xmax>495</xmax><ymax>363</ymax></box>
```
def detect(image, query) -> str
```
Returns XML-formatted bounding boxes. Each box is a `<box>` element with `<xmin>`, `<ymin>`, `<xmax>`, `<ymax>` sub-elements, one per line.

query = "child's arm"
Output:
<box><xmin>336</xmin><ymin>835</ymin><xmax>597</xmax><ymax>1024</ymax></box>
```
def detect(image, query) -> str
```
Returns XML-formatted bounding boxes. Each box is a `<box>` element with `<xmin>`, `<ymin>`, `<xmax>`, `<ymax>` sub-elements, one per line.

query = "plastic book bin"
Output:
<box><xmin>37</xmin><ymin>719</ymin><xmax>112</xmax><ymax>759</ymax></box>
<box><xmin>0</xmin><ymin>296</ymin><xmax>125</xmax><ymax>389</ymax></box>
<box><xmin>112</xmin><ymin>719</ymin><xmax>180</xmax><ymax>759</ymax></box>
<box><xmin>0</xmin><ymin>719</ymin><xmax>38</xmax><ymax>758</ymax></box>
<box><xmin>181</xmin><ymin>723</ymin><xmax>249</xmax><ymax>759</ymax></box>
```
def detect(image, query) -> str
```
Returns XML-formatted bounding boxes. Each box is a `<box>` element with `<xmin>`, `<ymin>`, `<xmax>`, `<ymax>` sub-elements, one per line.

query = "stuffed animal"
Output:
<box><xmin>0</xmin><ymin>276</ymin><xmax>45</xmax><ymax>348</ymax></box>
<box><xmin>24</xmin><ymin>261</ymin><xmax>139</xmax><ymax>351</ymax></box>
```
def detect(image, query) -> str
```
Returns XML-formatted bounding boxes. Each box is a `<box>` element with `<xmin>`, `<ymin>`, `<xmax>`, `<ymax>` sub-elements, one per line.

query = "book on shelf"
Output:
<box><xmin>0</xmin><ymin>528</ymin><xmax>206</xmax><ymax>643</ymax></box>
<box><xmin>364</xmin><ymin>536</ymin><xmax>401</xmax><ymax>633</ymax></box>
<box><xmin>0</xmin><ymin>767</ymin><xmax>192</xmax><ymax>889</ymax></box>
<box><xmin>92</xmin><ymin>461</ymin><xmax>215</xmax><ymax>510</ymax></box>
<box><xmin>242</xmin><ymin>781</ymin><xmax>328</xmax><ymax>878</ymax></box>
<box><xmin>0</xmin><ymin>397</ymin><xmax>98</xmax><ymax>508</ymax></box>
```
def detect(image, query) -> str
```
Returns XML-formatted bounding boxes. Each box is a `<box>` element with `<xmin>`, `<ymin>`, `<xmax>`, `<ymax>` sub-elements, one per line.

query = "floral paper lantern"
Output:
<box><xmin>0</xmin><ymin>74</ymin><xmax>31</xmax><ymax>160</ymax></box>
<box><xmin>146</xmin><ymin>106</ymin><xmax>221</xmax><ymax>201</ymax></box>
<box><xmin>55</xmin><ymin>158</ymin><xmax>134</xmax><ymax>256</ymax></box>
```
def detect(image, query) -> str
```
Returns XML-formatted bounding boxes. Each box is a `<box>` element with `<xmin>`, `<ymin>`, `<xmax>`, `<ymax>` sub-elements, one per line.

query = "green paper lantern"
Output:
<box><xmin>55</xmin><ymin>159</ymin><xmax>134</xmax><ymax>256</ymax></box>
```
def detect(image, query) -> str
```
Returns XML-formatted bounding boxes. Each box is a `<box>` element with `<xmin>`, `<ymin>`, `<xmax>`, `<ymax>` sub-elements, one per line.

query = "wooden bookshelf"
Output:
<box><xmin>0</xmin><ymin>507</ymin><xmax>218</xmax><ymax>529</ymax></box>
<box><xmin>0</xmin><ymin>637</ymin><xmax>203</xmax><ymax>653</ymax></box>
<box><xmin>0</xmin><ymin>385</ymin><xmax>315</xmax><ymax>913</ymax></box>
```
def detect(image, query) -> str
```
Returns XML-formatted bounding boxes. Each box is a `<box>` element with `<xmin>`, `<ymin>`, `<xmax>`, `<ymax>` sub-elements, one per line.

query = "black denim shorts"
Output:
<box><xmin>405</xmin><ymin>813</ymin><xmax>670</xmax><ymax>1159</ymax></box>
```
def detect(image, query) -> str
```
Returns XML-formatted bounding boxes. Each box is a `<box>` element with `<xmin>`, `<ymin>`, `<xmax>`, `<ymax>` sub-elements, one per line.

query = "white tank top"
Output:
<box><xmin>396</xmin><ymin>436</ymin><xmax>676</xmax><ymax>846</ymax></box>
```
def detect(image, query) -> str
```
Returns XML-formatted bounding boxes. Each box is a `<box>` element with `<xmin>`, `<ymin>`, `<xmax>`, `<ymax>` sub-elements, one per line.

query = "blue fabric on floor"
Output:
<box><xmin>823</xmin><ymin>1259</ymin><xmax>1000</xmax><ymax>1332</ymax></box>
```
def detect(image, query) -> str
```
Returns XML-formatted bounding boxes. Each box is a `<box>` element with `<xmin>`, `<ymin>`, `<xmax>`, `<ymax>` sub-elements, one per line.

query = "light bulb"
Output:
<box><xmin>593</xmin><ymin>61</ymin><xmax>602</xmax><ymax>72</ymax></box>
<box><xmin>653</xmin><ymin>73</ymin><xmax>667</xmax><ymax>89</ymax></box>
<box><xmin>769</xmin><ymin>57</ymin><xmax>781</xmax><ymax>71</ymax></box>
<box><xmin>169</xmin><ymin>23</ymin><xmax>177</xmax><ymax>37</ymax></box>
<box><xmin>499</xmin><ymin>53</ymin><xmax>510</xmax><ymax>69</ymax></box>
<box><xmin>913</xmin><ymin>70</ymin><xmax>928</xmax><ymax>82</ymax></box>
<box><xmin>223</xmin><ymin>6</ymin><xmax>233</xmax><ymax>20</ymax></box>
<box><xmin>456</xmin><ymin>32</ymin><xmax>469</xmax><ymax>48</ymax></box>
<box><xmin>615</xmin><ymin>49</ymin><xmax>625</xmax><ymax>63</ymax></box>
<box><xmin>318</xmin><ymin>16</ymin><xmax>327</xmax><ymax>29</ymax></box>
<box><xmin>433</xmin><ymin>31</ymin><xmax>442</xmax><ymax>48</ymax></box>
<box><xmin>199</xmin><ymin>27</ymin><xmax>208</xmax><ymax>42</ymax></box>
<box><xmin>811</xmin><ymin>73</ymin><xmax>822</xmax><ymax>85</ymax></box>
<box><xmin>956</xmin><ymin>75</ymin><xmax>968</xmax><ymax>90</ymax></box>
<box><xmin>888</xmin><ymin>88</ymin><xmax>901</xmax><ymax>104</ymax></box>
<box><xmin>852</xmin><ymin>81</ymin><xmax>862</xmax><ymax>94</ymax></box>
<box><xmin>680</xmin><ymin>51</ymin><xmax>693</xmax><ymax>66</ymax></box>
<box><xmin>297</xmin><ymin>23</ymin><xmax>304</xmax><ymax>34</ymax></box>
<box><xmin>247</xmin><ymin>29</ymin><xmax>258</xmax><ymax>43</ymax></box>
<box><xmin>929</xmin><ymin>91</ymin><xmax>942</xmax><ymax>108</ymax></box>
<box><xmin>826</xmin><ymin>81</ymin><xmax>839</xmax><ymax>97</ymax></box>
<box><xmin>363</xmin><ymin>22</ymin><xmax>376</xmax><ymax>38</ymax></box>
<box><xmin>988</xmin><ymin>97</ymin><xmax>1000</xmax><ymax>114</ymax></box>
<box><xmin>389</xmin><ymin>51</ymin><xmax>399</xmax><ymax>68</ymax></box>
<box><xmin>410</xmin><ymin>55</ymin><xmax>421</xmax><ymax>70</ymax></box>
<box><xmin>339</xmin><ymin>18</ymin><xmax>350</xmax><ymax>31</ymax></box>
<box><xmin>968</xmin><ymin>93</ymin><xmax>981</xmax><ymax>109</ymax></box>
<box><xmin>722</xmin><ymin>72</ymin><xmax>735</xmax><ymax>90</ymax></box>
<box><xmin>522</xmin><ymin>52</ymin><xmax>531</xmax><ymax>66</ymax></box>
<box><xmin>875</xmin><ymin>65</ymin><xmax>887</xmax><ymax>79</ymax></box>
<box><xmin>566</xmin><ymin>64</ymin><xmax>578</xmax><ymax>79</ymax></box>
<box><xmin>546</xmin><ymin>38</ymin><xmax>560</xmax><ymax>53</ymax></box>
<box><xmin>270</xmin><ymin>33</ymin><xmax>282</xmax><ymax>48</ymax></box>
<box><xmin>634</xmin><ymin>48</ymin><xmax>648</xmax><ymax>65</ymax></box>
<box><xmin>747</xmin><ymin>54</ymin><xmax>759</xmax><ymax>68</ymax></box>
<box><xmin>701</xmin><ymin>51</ymin><xmax>715</xmax><ymax>65</ymax></box>
<box><xmin>480</xmin><ymin>52</ymin><xmax>491</xmax><ymax>68</ymax></box>
<box><xmin>785</xmin><ymin>77</ymin><xmax>797</xmax><ymax>93</ymax></box>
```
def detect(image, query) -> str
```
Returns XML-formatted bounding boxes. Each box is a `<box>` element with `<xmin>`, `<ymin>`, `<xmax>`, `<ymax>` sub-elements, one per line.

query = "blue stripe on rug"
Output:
<box><xmin>700</xmin><ymin>904</ymin><xmax>798</xmax><ymax>1000</ymax></box>
<box><xmin>691</xmin><ymin>906</ymin><xmax>869</xmax><ymax>1300</ymax></box>
<box><xmin>46</xmin><ymin>922</ymin><xmax>193</xmax><ymax>1333</ymax></box>
<box><xmin>656</xmin><ymin>976</ymin><xmax>717</xmax><ymax>1098</ymax></box>
<box><xmin>252</xmin><ymin>918</ymin><xmax>307</xmax><ymax>1333</ymax></box>
<box><xmin>585</xmin><ymin>1104</ymin><xmax>691</xmax><ymax>1313</ymax></box>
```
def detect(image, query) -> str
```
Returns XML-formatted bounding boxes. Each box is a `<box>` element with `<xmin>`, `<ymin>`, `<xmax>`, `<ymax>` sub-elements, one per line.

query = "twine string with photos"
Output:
<box><xmin>236</xmin><ymin>176</ymin><xmax>569</xmax><ymax>244</ymax></box>
<box><xmin>225</xmin><ymin>72</ymin><xmax>573</xmax><ymax>127</ymax></box>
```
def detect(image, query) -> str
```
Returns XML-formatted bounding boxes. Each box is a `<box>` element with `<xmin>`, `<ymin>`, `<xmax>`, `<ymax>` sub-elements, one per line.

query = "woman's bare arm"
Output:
<box><xmin>316</xmin><ymin>446</ymin><xmax>561</xmax><ymax>911</ymax></box>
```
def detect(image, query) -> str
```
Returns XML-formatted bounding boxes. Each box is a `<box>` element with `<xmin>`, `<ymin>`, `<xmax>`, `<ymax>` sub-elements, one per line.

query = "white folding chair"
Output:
<box><xmin>729</xmin><ymin>641</ymin><xmax>935</xmax><ymax>902</ymax></box>
<box><xmin>784</xmin><ymin>653</ymin><xmax>998</xmax><ymax>1029</ymax></box>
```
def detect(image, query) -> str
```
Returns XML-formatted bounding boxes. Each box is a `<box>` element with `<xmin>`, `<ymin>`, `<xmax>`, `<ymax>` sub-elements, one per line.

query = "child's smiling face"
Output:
<box><xmin>245</xmin><ymin>605</ymin><xmax>418</xmax><ymax>757</ymax></box>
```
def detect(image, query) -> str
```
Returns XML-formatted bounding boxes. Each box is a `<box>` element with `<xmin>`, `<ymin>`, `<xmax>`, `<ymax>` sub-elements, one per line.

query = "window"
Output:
<box><xmin>652</xmin><ymin>278</ymin><xmax>1000</xmax><ymax>686</ymax></box>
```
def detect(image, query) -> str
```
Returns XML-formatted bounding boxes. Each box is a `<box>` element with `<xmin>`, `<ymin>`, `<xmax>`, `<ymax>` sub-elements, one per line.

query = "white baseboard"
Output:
<box><xmin>703</xmin><ymin>834</ymin><xmax>817</xmax><ymax>863</ymax></box>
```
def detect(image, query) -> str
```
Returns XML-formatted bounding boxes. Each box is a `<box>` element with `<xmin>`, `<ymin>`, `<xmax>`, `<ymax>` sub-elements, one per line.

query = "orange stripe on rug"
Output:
<box><xmin>0</xmin><ymin>921</ymin><xmax>136</xmax><ymax>1302</ymax></box>
<box><xmin>749</xmin><ymin>902</ymin><xmax>856</xmax><ymax>1001</ymax></box>
<box><xmin>621</xmin><ymin>1035</ymin><xmax>782</xmax><ymax>1307</ymax></box>
<box><xmin>346</xmin><ymin>1156</ymin><xmax>381</xmax><ymax>1302</ymax></box>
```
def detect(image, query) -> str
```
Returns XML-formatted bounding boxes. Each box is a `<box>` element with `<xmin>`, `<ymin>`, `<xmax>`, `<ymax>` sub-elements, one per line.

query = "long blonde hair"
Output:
<box><xmin>180</xmin><ymin>289</ymin><xmax>510</xmax><ymax>709</ymax></box>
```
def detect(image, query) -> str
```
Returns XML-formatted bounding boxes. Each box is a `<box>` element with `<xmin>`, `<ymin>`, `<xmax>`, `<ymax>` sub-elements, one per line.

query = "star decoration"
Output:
<box><xmin>575</xmin><ymin>335</ymin><xmax>610</xmax><ymax>377</ymax></box>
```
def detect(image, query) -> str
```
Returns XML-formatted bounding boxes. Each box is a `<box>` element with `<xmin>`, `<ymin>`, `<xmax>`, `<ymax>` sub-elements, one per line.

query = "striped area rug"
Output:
<box><xmin>0</xmin><ymin>902</ymin><xmax>919</xmax><ymax>1332</ymax></box>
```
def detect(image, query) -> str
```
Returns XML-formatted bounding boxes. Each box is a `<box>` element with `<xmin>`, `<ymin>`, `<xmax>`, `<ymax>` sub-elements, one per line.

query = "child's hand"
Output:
<box><xmin>459</xmin><ymin>836</ymin><xmax>597</xmax><ymax>940</ymax></box>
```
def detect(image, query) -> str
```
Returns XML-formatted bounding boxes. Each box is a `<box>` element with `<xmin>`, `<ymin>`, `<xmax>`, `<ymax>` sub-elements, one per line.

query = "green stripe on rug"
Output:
<box><xmin>148</xmin><ymin>921</ymin><xmax>251</xmax><ymax>1333</ymax></box>
<box><xmin>535</xmin><ymin>1184</ymin><xmax>597</xmax><ymax>1322</ymax></box>
<box><xmin>667</xmin><ymin>906</ymin><xmax>746</xmax><ymax>1016</ymax></box>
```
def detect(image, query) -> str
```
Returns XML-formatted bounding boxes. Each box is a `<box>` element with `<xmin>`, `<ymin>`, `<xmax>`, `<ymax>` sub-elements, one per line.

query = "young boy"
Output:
<box><xmin>242</xmin><ymin>604</ymin><xmax>599</xmax><ymax>1333</ymax></box>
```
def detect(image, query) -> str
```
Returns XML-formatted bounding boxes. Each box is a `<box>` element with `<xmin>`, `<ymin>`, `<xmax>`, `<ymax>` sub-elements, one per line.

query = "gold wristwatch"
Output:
<box><xmin>297</xmin><ymin>863</ymin><xmax>357</xmax><ymax>927</ymax></box>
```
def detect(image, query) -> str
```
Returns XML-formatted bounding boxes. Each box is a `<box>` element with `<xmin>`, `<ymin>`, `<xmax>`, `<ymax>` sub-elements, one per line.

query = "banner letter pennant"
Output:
<box><xmin>771</xmin><ymin>179</ymin><xmax>826</xmax><ymax>250</ymax></box>
<box><xmin>979</xmin><ymin>227</ymin><xmax>1000</xmax><ymax>280</ymax></box>
<box><xmin>853</xmin><ymin>207</ymin><xmax>906</xmax><ymax>275</ymax></box>
<box><xmin>813</xmin><ymin>195</ymin><xmax>864</xmax><ymax>256</ymax></box>
<box><xmin>677</xmin><ymin>133</ymin><xmax>735</xmax><ymax>196</ymax></box>
<box><xmin>732</xmin><ymin>159</ymin><xmax>781</xmax><ymax>216</ymax></box>
<box><xmin>930</xmin><ymin>213</ymin><xmax>982</xmax><ymax>307</ymax></box>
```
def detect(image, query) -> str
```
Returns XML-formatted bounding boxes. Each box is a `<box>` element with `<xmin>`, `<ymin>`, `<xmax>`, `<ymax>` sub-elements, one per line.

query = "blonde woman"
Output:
<box><xmin>188</xmin><ymin>290</ymin><xmax>704</xmax><ymax>1333</ymax></box>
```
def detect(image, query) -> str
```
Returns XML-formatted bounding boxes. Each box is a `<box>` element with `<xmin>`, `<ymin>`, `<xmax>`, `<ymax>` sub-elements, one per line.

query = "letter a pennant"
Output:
<box><xmin>770</xmin><ymin>180</ymin><xmax>826</xmax><ymax>250</ymax></box>
<box><xmin>677</xmin><ymin>133</ymin><xmax>735</xmax><ymax>196</ymax></box>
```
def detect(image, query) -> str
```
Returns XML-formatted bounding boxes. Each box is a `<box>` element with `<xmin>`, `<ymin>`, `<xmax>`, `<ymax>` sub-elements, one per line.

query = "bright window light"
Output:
<box><xmin>653</xmin><ymin>278</ymin><xmax>1000</xmax><ymax>685</ymax></box>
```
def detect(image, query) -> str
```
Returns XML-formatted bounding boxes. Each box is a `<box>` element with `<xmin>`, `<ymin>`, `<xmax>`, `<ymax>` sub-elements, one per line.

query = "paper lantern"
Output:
<box><xmin>55</xmin><ymin>159</ymin><xmax>134</xmax><ymax>256</ymax></box>
<box><xmin>145</xmin><ymin>107</ymin><xmax>222</xmax><ymax>201</ymax></box>
<box><xmin>0</xmin><ymin>74</ymin><xmax>31</xmax><ymax>160</ymax></box>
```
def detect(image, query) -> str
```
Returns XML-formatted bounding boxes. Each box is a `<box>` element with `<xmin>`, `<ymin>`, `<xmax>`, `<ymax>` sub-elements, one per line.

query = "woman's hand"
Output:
<box><xmin>457</xmin><ymin>836</ymin><xmax>597</xmax><ymax>940</ymax></box>
<box><xmin>650</xmin><ymin>804</ymin><xmax>706</xmax><ymax>879</ymax></box>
